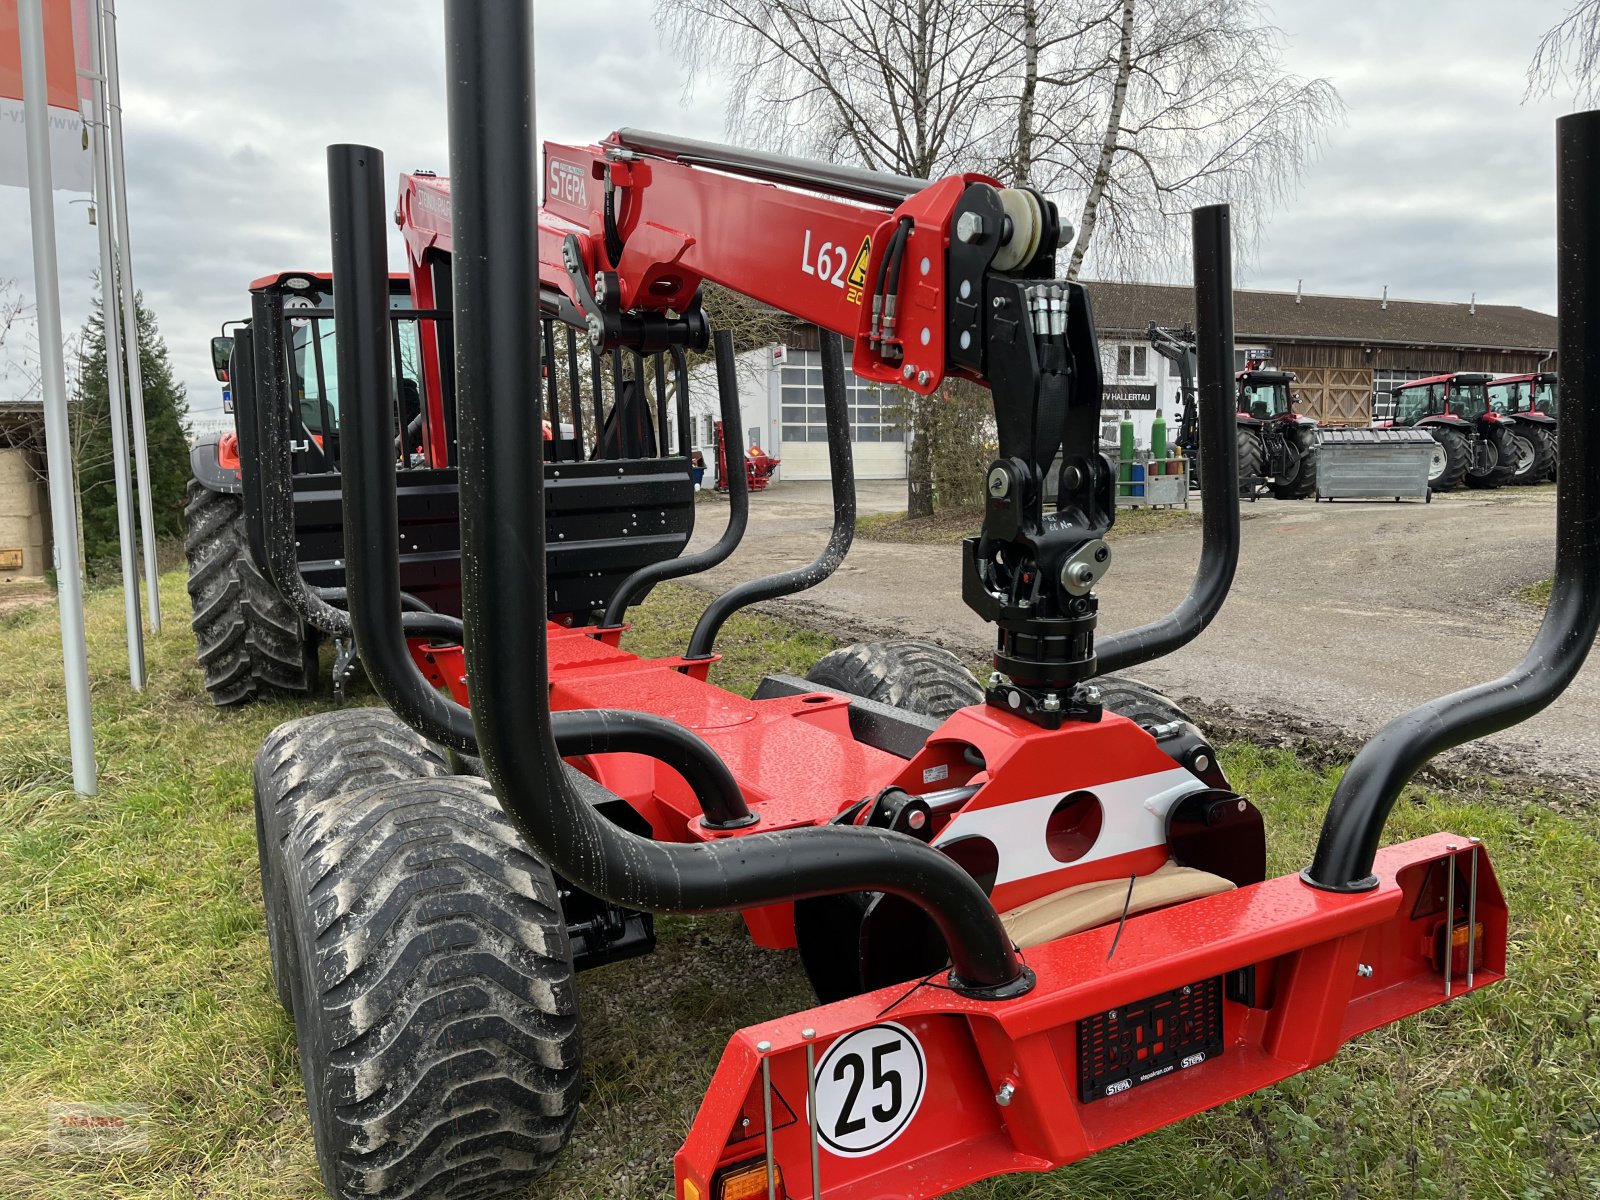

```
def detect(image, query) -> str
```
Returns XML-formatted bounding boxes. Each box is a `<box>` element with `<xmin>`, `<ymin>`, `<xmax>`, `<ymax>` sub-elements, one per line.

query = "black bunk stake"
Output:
<box><xmin>444</xmin><ymin>0</ymin><xmax>1027</xmax><ymax>998</ymax></box>
<box><xmin>684</xmin><ymin>329</ymin><xmax>856</xmax><ymax>659</ymax></box>
<box><xmin>1303</xmin><ymin>109</ymin><xmax>1600</xmax><ymax>892</ymax></box>
<box><xmin>1095</xmin><ymin>204</ymin><xmax>1240</xmax><ymax>676</ymax></box>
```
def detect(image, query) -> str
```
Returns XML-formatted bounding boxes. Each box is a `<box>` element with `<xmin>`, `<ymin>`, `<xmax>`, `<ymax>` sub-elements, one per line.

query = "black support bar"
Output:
<box><xmin>447</xmin><ymin>0</ymin><xmax>1028</xmax><ymax>997</ymax></box>
<box><xmin>1094</xmin><ymin>204</ymin><xmax>1240</xmax><ymax>676</ymax></box>
<box><xmin>600</xmin><ymin>331</ymin><xmax>750</xmax><ymax>628</ymax></box>
<box><xmin>685</xmin><ymin>329</ymin><xmax>855</xmax><ymax>659</ymax></box>
<box><xmin>1303</xmin><ymin>109</ymin><xmax>1600</xmax><ymax>891</ymax></box>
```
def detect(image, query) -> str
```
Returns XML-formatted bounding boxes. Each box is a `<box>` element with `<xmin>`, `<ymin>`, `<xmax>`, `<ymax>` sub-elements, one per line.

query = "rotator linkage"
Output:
<box><xmin>944</xmin><ymin>181</ymin><xmax>1116</xmax><ymax>729</ymax></box>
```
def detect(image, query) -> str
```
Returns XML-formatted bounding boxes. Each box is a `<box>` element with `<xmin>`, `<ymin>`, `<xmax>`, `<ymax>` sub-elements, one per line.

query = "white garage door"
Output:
<box><xmin>778</xmin><ymin>348</ymin><xmax>907</xmax><ymax>480</ymax></box>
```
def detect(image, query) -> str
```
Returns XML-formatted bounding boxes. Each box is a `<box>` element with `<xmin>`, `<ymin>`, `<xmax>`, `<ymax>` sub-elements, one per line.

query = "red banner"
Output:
<box><xmin>0</xmin><ymin>0</ymin><xmax>92</xmax><ymax>192</ymax></box>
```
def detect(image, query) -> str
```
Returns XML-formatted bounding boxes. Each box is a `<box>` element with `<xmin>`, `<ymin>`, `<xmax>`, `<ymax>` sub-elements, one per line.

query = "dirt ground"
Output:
<box><xmin>686</xmin><ymin>478</ymin><xmax>1598</xmax><ymax>790</ymax></box>
<box><xmin>0</xmin><ymin>578</ymin><xmax>50</xmax><ymax>620</ymax></box>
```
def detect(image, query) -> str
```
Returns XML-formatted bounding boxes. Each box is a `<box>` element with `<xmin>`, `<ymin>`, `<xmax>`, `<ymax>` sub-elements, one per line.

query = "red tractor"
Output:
<box><xmin>1148</xmin><ymin>332</ymin><xmax>1316</xmax><ymax>500</ymax></box>
<box><xmin>1381</xmin><ymin>371</ymin><xmax>1519</xmax><ymax>491</ymax></box>
<box><xmin>1235</xmin><ymin>356</ymin><xmax>1318</xmax><ymax>498</ymax></box>
<box><xmin>242</xmin><ymin>13</ymin><xmax>1600</xmax><ymax>1199</ymax></box>
<box><xmin>1489</xmin><ymin>370</ymin><xmax>1559</xmax><ymax>483</ymax></box>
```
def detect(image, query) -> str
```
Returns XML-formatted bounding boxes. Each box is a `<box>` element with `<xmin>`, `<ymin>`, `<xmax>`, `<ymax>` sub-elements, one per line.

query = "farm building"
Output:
<box><xmin>678</xmin><ymin>284</ymin><xmax>1558</xmax><ymax>483</ymax></box>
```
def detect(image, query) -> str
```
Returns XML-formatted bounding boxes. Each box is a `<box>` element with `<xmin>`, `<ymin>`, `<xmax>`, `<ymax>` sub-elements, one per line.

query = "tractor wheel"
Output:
<box><xmin>805</xmin><ymin>639</ymin><xmax>983</xmax><ymax>718</ymax></box>
<box><xmin>1466</xmin><ymin>424</ymin><xmax>1519</xmax><ymax>489</ymax></box>
<box><xmin>1508</xmin><ymin>424</ymin><xmax>1555</xmax><ymax>486</ymax></box>
<box><xmin>282</xmin><ymin>774</ymin><xmax>581</xmax><ymax>1200</ymax></box>
<box><xmin>1425</xmin><ymin>427</ymin><xmax>1471</xmax><ymax>491</ymax></box>
<box><xmin>1236</xmin><ymin>428</ymin><xmax>1266</xmax><ymax>497</ymax></box>
<box><xmin>252</xmin><ymin>709</ymin><xmax>450</xmax><ymax>1013</ymax></box>
<box><xmin>1094</xmin><ymin>675</ymin><xmax>1198</xmax><ymax>732</ymax></box>
<box><xmin>184</xmin><ymin>479</ymin><xmax>318</xmax><ymax>706</ymax></box>
<box><xmin>1270</xmin><ymin>427</ymin><xmax>1319</xmax><ymax>500</ymax></box>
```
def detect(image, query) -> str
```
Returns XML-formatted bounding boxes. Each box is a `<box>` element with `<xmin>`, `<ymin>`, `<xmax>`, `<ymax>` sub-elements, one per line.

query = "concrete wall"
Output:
<box><xmin>0</xmin><ymin>448</ymin><xmax>47</xmax><ymax>580</ymax></box>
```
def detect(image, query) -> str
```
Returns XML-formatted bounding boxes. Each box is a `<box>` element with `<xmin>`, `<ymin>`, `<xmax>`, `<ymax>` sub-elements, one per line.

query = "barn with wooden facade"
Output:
<box><xmin>1086</xmin><ymin>281</ymin><xmax>1557</xmax><ymax>427</ymax></box>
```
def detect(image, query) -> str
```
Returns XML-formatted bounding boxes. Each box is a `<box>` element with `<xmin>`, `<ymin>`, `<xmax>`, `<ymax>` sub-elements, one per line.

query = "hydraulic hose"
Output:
<box><xmin>1304</xmin><ymin>109</ymin><xmax>1600</xmax><ymax>890</ymax></box>
<box><xmin>444</xmin><ymin>0</ymin><xmax>1029</xmax><ymax>997</ymax></box>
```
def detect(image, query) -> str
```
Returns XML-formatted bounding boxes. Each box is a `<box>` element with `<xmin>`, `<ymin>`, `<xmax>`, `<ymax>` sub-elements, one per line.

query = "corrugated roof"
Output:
<box><xmin>1083</xmin><ymin>280</ymin><xmax>1556</xmax><ymax>353</ymax></box>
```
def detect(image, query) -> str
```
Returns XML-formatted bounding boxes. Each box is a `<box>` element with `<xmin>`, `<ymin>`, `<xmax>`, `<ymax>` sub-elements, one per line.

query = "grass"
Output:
<box><xmin>858</xmin><ymin>504</ymin><xmax>1196</xmax><ymax>545</ymax></box>
<box><xmin>0</xmin><ymin>573</ymin><xmax>1596</xmax><ymax>1198</ymax></box>
<box><xmin>1520</xmin><ymin>577</ymin><xmax>1554</xmax><ymax>608</ymax></box>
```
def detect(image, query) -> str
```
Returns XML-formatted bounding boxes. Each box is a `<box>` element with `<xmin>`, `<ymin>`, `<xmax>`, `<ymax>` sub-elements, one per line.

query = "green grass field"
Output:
<box><xmin>0</xmin><ymin>574</ymin><xmax>1596</xmax><ymax>1198</ymax></box>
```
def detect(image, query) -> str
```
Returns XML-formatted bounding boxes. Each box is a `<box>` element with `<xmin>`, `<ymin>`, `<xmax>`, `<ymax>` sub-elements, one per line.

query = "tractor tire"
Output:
<box><xmin>1466</xmin><ymin>424</ymin><xmax>1519</xmax><ymax>490</ymax></box>
<box><xmin>1236</xmin><ymin>428</ymin><xmax>1266</xmax><ymax>497</ymax></box>
<box><xmin>184</xmin><ymin>478</ymin><xmax>318</xmax><ymax>706</ymax></box>
<box><xmin>1424</xmin><ymin>427</ymin><xmax>1471</xmax><ymax>492</ymax></box>
<box><xmin>252</xmin><ymin>709</ymin><xmax>451</xmax><ymax>1013</ymax></box>
<box><xmin>1094</xmin><ymin>675</ymin><xmax>1197</xmax><ymax>732</ymax></box>
<box><xmin>1270</xmin><ymin>427</ymin><xmax>1319</xmax><ymax>500</ymax></box>
<box><xmin>1508</xmin><ymin>424</ymin><xmax>1555</xmax><ymax>486</ymax></box>
<box><xmin>806</xmin><ymin>639</ymin><xmax>983</xmax><ymax>718</ymax></box>
<box><xmin>282</xmin><ymin>774</ymin><xmax>581</xmax><ymax>1200</ymax></box>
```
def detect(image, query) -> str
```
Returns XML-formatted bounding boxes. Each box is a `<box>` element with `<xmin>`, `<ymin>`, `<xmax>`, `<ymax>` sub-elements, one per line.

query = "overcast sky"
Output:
<box><xmin>0</xmin><ymin>0</ymin><xmax>1583</xmax><ymax>425</ymax></box>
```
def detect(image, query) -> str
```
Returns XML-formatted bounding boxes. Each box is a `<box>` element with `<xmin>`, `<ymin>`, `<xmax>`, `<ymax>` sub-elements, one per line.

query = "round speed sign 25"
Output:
<box><xmin>811</xmin><ymin>1022</ymin><xmax>927</xmax><ymax>1157</ymax></box>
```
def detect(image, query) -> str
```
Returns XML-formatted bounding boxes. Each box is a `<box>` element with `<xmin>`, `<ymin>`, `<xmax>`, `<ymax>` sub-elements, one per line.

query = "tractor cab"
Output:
<box><xmin>1489</xmin><ymin>372</ymin><xmax>1559</xmax><ymax>483</ymax></box>
<box><xmin>1236</xmin><ymin>364</ymin><xmax>1296</xmax><ymax>422</ymax></box>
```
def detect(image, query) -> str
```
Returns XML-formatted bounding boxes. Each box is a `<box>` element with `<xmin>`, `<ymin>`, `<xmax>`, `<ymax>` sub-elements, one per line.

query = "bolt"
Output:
<box><xmin>1357</xmin><ymin>963</ymin><xmax>1374</xmax><ymax>978</ymax></box>
<box><xmin>1063</xmin><ymin>562</ymin><xmax>1095</xmax><ymax>589</ymax></box>
<box><xmin>917</xmin><ymin>369</ymin><xmax>931</xmax><ymax>386</ymax></box>
<box><xmin>1041</xmin><ymin>694</ymin><xmax>1062</xmax><ymax>713</ymax></box>
<box><xmin>907</xmin><ymin>809</ymin><xmax>928</xmax><ymax>830</ymax></box>
<box><xmin>987</xmin><ymin>672</ymin><xmax>1003</xmax><ymax>689</ymax></box>
<box><xmin>995</xmin><ymin>1080</ymin><xmax>1016</xmax><ymax>1106</ymax></box>
<box><xmin>586</xmin><ymin>314</ymin><xmax>604</xmax><ymax>345</ymax></box>
<box><xmin>801</xmin><ymin>1028</ymin><xmax>816</xmax><ymax>1040</ymax></box>
<box><xmin>1107</xmin><ymin>1009</ymin><xmax>1118</xmax><ymax>1020</ymax></box>
<box><xmin>956</xmin><ymin>211</ymin><xmax>985</xmax><ymax>244</ymax></box>
<box><xmin>987</xmin><ymin>467</ymin><xmax>1010</xmax><ymax>499</ymax></box>
<box><xmin>992</xmin><ymin>295</ymin><xmax>1008</xmax><ymax>309</ymax></box>
<box><xmin>593</xmin><ymin>273</ymin><xmax>607</xmax><ymax>304</ymax></box>
<box><xmin>1181</xmin><ymin>985</ymin><xmax>1192</xmax><ymax>996</ymax></box>
<box><xmin>1193</xmin><ymin>752</ymin><xmax>1211</xmax><ymax>773</ymax></box>
<box><xmin>1081</xmin><ymin>686</ymin><xmax>1102</xmax><ymax>706</ymax></box>
<box><xmin>902</xmin><ymin>364</ymin><xmax>915</xmax><ymax>380</ymax></box>
<box><xmin>1094</xmin><ymin>545</ymin><xmax>1110</xmax><ymax>563</ymax></box>
<box><xmin>756</xmin><ymin>1040</ymin><xmax>772</xmax><ymax>1053</ymax></box>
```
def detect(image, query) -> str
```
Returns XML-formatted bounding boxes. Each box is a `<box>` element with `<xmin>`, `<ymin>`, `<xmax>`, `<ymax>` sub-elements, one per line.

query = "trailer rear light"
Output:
<box><xmin>1077</xmin><ymin>975</ymin><xmax>1224</xmax><ymax>1102</ymax></box>
<box><xmin>709</xmin><ymin>1157</ymin><xmax>785</xmax><ymax>1200</ymax></box>
<box><xmin>1430</xmin><ymin>919</ymin><xmax>1486</xmax><ymax>976</ymax></box>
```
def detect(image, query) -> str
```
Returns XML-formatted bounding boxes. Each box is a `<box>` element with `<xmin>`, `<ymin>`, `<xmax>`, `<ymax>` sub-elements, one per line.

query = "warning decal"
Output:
<box><xmin>845</xmin><ymin>237</ymin><xmax>872</xmax><ymax>305</ymax></box>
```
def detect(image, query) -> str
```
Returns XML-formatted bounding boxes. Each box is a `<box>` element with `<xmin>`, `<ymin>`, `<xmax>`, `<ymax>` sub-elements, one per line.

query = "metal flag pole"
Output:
<box><xmin>100</xmin><ymin>0</ymin><xmax>159</xmax><ymax>630</ymax></box>
<box><xmin>20</xmin><ymin>0</ymin><xmax>98</xmax><ymax>796</ymax></box>
<box><xmin>86</xmin><ymin>0</ymin><xmax>144</xmax><ymax>689</ymax></box>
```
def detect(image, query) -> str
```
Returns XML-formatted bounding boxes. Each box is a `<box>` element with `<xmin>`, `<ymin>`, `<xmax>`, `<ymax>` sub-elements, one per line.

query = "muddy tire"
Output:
<box><xmin>1094</xmin><ymin>675</ymin><xmax>1197</xmax><ymax>732</ymax></box>
<box><xmin>806</xmin><ymin>639</ymin><xmax>983</xmax><ymax>718</ymax></box>
<box><xmin>1236</xmin><ymin>428</ymin><xmax>1265</xmax><ymax>497</ymax></box>
<box><xmin>282</xmin><ymin>774</ymin><xmax>581</xmax><ymax>1200</ymax></box>
<box><xmin>184</xmin><ymin>478</ymin><xmax>318</xmax><ymax>706</ymax></box>
<box><xmin>1508</xmin><ymin>423</ymin><xmax>1555</xmax><ymax>486</ymax></box>
<box><xmin>1270</xmin><ymin>426</ymin><xmax>1319</xmax><ymax>500</ymax></box>
<box><xmin>1466</xmin><ymin>423</ymin><xmax>1518</xmax><ymax>490</ymax></box>
<box><xmin>1425</xmin><ymin>426</ymin><xmax>1471</xmax><ymax>491</ymax></box>
<box><xmin>252</xmin><ymin>710</ymin><xmax>451</xmax><ymax>1013</ymax></box>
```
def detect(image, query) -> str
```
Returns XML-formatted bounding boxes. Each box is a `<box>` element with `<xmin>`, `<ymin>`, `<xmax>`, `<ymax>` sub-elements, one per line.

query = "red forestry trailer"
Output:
<box><xmin>246</xmin><ymin>9</ymin><xmax>1600</xmax><ymax>1200</ymax></box>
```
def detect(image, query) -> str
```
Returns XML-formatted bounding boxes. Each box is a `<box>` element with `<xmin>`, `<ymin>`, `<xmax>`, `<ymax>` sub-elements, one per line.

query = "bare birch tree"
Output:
<box><xmin>1528</xmin><ymin>0</ymin><xmax>1600</xmax><ymax>105</ymax></box>
<box><xmin>1001</xmin><ymin>0</ymin><xmax>1343</xmax><ymax>279</ymax></box>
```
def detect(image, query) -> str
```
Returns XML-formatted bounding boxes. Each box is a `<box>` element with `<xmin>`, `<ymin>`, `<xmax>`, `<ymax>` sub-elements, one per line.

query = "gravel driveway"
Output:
<box><xmin>683</xmin><ymin>479</ymin><xmax>1597</xmax><ymax>789</ymax></box>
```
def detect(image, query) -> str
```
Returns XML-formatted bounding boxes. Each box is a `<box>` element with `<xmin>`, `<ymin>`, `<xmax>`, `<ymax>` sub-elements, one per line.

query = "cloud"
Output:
<box><xmin>0</xmin><ymin>0</ymin><xmax>1581</xmax><ymax>425</ymax></box>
